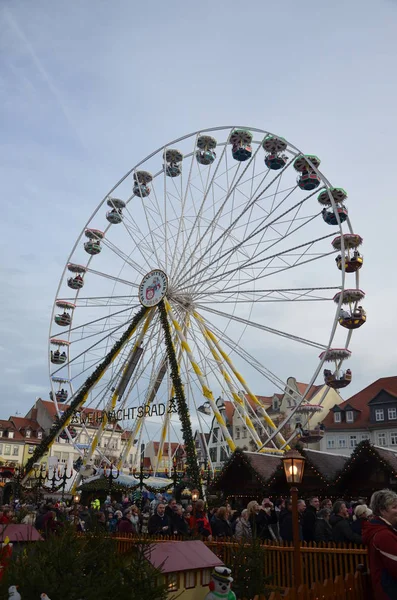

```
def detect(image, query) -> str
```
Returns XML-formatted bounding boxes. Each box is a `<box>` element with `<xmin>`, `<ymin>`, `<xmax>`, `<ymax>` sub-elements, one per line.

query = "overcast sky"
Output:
<box><xmin>1</xmin><ymin>0</ymin><xmax>396</xmax><ymax>426</ymax></box>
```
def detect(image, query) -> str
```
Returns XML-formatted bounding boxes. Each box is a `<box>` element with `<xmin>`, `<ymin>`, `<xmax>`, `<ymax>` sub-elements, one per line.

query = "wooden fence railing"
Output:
<box><xmin>267</xmin><ymin>570</ymin><xmax>369</xmax><ymax>600</ymax></box>
<box><xmin>112</xmin><ymin>534</ymin><xmax>368</xmax><ymax>590</ymax></box>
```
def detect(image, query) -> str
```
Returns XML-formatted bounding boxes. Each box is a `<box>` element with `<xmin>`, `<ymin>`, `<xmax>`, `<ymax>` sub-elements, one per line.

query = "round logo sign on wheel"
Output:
<box><xmin>138</xmin><ymin>270</ymin><xmax>168</xmax><ymax>307</ymax></box>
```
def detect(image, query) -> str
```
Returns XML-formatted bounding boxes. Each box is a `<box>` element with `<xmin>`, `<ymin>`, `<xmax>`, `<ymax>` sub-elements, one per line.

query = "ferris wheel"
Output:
<box><xmin>37</xmin><ymin>125</ymin><xmax>365</xmax><ymax>487</ymax></box>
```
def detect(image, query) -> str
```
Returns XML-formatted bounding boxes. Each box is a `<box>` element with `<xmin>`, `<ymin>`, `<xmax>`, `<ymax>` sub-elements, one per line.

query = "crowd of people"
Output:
<box><xmin>1</xmin><ymin>489</ymin><xmax>397</xmax><ymax>597</ymax></box>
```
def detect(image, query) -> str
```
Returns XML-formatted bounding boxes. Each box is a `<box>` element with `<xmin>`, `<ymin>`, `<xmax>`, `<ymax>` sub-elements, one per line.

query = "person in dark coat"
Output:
<box><xmin>170</xmin><ymin>505</ymin><xmax>189</xmax><ymax>536</ymax></box>
<box><xmin>314</xmin><ymin>508</ymin><xmax>332</xmax><ymax>543</ymax></box>
<box><xmin>302</xmin><ymin>496</ymin><xmax>320</xmax><ymax>542</ymax></box>
<box><xmin>256</xmin><ymin>499</ymin><xmax>278</xmax><ymax>541</ymax></box>
<box><xmin>211</xmin><ymin>506</ymin><xmax>233</xmax><ymax>539</ymax></box>
<box><xmin>330</xmin><ymin>500</ymin><xmax>362</xmax><ymax>544</ymax></box>
<box><xmin>165</xmin><ymin>498</ymin><xmax>177</xmax><ymax>521</ymax></box>
<box><xmin>280</xmin><ymin>498</ymin><xmax>306</xmax><ymax>542</ymax></box>
<box><xmin>148</xmin><ymin>503</ymin><xmax>171</xmax><ymax>535</ymax></box>
<box><xmin>117</xmin><ymin>509</ymin><xmax>135</xmax><ymax>534</ymax></box>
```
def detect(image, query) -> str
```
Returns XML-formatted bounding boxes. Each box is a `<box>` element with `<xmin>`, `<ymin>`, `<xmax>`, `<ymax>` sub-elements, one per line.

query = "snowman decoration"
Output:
<box><xmin>205</xmin><ymin>567</ymin><xmax>236</xmax><ymax>600</ymax></box>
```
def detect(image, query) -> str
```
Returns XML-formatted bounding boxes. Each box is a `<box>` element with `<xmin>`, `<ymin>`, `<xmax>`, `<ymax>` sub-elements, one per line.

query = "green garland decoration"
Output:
<box><xmin>24</xmin><ymin>305</ymin><xmax>149</xmax><ymax>479</ymax></box>
<box><xmin>157</xmin><ymin>300</ymin><xmax>202</xmax><ymax>494</ymax></box>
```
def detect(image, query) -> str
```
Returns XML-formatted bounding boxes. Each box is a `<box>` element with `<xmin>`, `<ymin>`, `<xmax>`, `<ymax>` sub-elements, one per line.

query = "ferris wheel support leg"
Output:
<box><xmin>193</xmin><ymin>313</ymin><xmax>264</xmax><ymax>449</ymax></box>
<box><xmin>193</xmin><ymin>311</ymin><xmax>289</xmax><ymax>452</ymax></box>
<box><xmin>23</xmin><ymin>305</ymin><xmax>150</xmax><ymax>486</ymax></box>
<box><xmin>161</xmin><ymin>299</ymin><xmax>234</xmax><ymax>491</ymax></box>
<box><xmin>163</xmin><ymin>299</ymin><xmax>236</xmax><ymax>455</ymax></box>
<box><xmin>155</xmin><ymin>315</ymin><xmax>189</xmax><ymax>476</ymax></box>
<box><xmin>70</xmin><ymin>308</ymin><xmax>155</xmax><ymax>493</ymax></box>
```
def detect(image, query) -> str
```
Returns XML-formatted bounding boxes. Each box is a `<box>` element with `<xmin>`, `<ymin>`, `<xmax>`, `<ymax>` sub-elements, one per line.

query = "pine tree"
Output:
<box><xmin>0</xmin><ymin>525</ymin><xmax>167</xmax><ymax>600</ymax></box>
<box><xmin>230</xmin><ymin>537</ymin><xmax>274</xmax><ymax>599</ymax></box>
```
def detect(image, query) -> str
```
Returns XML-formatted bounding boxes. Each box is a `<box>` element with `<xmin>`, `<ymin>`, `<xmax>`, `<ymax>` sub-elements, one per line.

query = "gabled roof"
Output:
<box><xmin>321</xmin><ymin>376</ymin><xmax>397</xmax><ymax>430</ymax></box>
<box><xmin>10</xmin><ymin>416</ymin><xmax>43</xmax><ymax>431</ymax></box>
<box><xmin>147</xmin><ymin>540</ymin><xmax>223</xmax><ymax>573</ymax></box>
<box><xmin>334</xmin><ymin>440</ymin><xmax>397</xmax><ymax>486</ymax></box>
<box><xmin>302</xmin><ymin>448</ymin><xmax>348</xmax><ymax>480</ymax></box>
<box><xmin>0</xmin><ymin>420</ymin><xmax>24</xmax><ymax>441</ymax></box>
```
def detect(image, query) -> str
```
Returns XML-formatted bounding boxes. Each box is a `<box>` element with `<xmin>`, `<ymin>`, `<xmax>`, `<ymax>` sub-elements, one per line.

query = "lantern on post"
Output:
<box><xmin>282</xmin><ymin>449</ymin><xmax>306</xmax><ymax>590</ymax></box>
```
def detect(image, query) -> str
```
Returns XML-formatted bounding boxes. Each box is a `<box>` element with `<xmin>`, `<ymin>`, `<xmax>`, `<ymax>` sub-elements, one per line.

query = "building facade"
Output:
<box><xmin>320</xmin><ymin>376</ymin><xmax>397</xmax><ymax>455</ymax></box>
<box><xmin>207</xmin><ymin>378</ymin><xmax>342</xmax><ymax>469</ymax></box>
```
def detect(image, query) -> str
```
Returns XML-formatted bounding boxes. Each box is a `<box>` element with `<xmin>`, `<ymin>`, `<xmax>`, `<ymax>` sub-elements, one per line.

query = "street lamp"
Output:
<box><xmin>132</xmin><ymin>460</ymin><xmax>152</xmax><ymax>509</ymax></box>
<box><xmin>103</xmin><ymin>463</ymin><xmax>120</xmax><ymax>496</ymax></box>
<box><xmin>73</xmin><ymin>492</ymin><xmax>81</xmax><ymax>526</ymax></box>
<box><xmin>282</xmin><ymin>449</ymin><xmax>306</xmax><ymax>590</ymax></box>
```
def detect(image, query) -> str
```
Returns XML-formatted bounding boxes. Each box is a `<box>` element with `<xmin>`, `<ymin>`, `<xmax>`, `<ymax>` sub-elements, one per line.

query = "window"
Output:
<box><xmin>361</xmin><ymin>434</ymin><xmax>370</xmax><ymax>441</ymax></box>
<box><xmin>13</xmin><ymin>446</ymin><xmax>19</xmax><ymax>456</ymax></box>
<box><xmin>391</xmin><ymin>432</ymin><xmax>397</xmax><ymax>446</ymax></box>
<box><xmin>220</xmin><ymin>447</ymin><xmax>228</xmax><ymax>462</ymax></box>
<box><xmin>185</xmin><ymin>571</ymin><xmax>196</xmax><ymax>589</ymax></box>
<box><xmin>389</xmin><ymin>408</ymin><xmax>397</xmax><ymax>420</ymax></box>
<box><xmin>166</xmin><ymin>574</ymin><xmax>179</xmax><ymax>592</ymax></box>
<box><xmin>37</xmin><ymin>431</ymin><xmax>43</xmax><ymax>439</ymax></box>
<box><xmin>28</xmin><ymin>446</ymin><xmax>34</xmax><ymax>454</ymax></box>
<box><xmin>0</xmin><ymin>431</ymin><xmax>3</xmax><ymax>438</ymax></box>
<box><xmin>235</xmin><ymin>427</ymin><xmax>240</xmax><ymax>440</ymax></box>
<box><xmin>8</xmin><ymin>431</ymin><xmax>14</xmax><ymax>439</ymax></box>
<box><xmin>0</xmin><ymin>444</ymin><xmax>3</xmax><ymax>453</ymax></box>
<box><xmin>377</xmin><ymin>433</ymin><xmax>387</xmax><ymax>446</ymax></box>
<box><xmin>346</xmin><ymin>411</ymin><xmax>354</xmax><ymax>423</ymax></box>
<box><xmin>272</xmin><ymin>398</ymin><xmax>279</xmax><ymax>411</ymax></box>
<box><xmin>327</xmin><ymin>438</ymin><xmax>335</xmax><ymax>449</ymax></box>
<box><xmin>375</xmin><ymin>409</ymin><xmax>384</xmax><ymax>422</ymax></box>
<box><xmin>4</xmin><ymin>445</ymin><xmax>11</xmax><ymax>455</ymax></box>
<box><xmin>338</xmin><ymin>437</ymin><xmax>346</xmax><ymax>448</ymax></box>
<box><xmin>209</xmin><ymin>447</ymin><xmax>217</xmax><ymax>463</ymax></box>
<box><xmin>349</xmin><ymin>435</ymin><xmax>358</xmax><ymax>448</ymax></box>
<box><xmin>242</xmin><ymin>427</ymin><xmax>247</xmax><ymax>439</ymax></box>
<box><xmin>212</xmin><ymin>428</ymin><xmax>219</xmax><ymax>443</ymax></box>
<box><xmin>201</xmin><ymin>569</ymin><xmax>212</xmax><ymax>586</ymax></box>
<box><xmin>25</xmin><ymin>430</ymin><xmax>31</xmax><ymax>439</ymax></box>
<box><xmin>334</xmin><ymin>412</ymin><xmax>341</xmax><ymax>423</ymax></box>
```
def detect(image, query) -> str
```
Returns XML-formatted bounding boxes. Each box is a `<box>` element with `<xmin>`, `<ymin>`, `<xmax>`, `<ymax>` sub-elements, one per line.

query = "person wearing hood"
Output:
<box><xmin>330</xmin><ymin>500</ymin><xmax>362</xmax><ymax>544</ymax></box>
<box><xmin>362</xmin><ymin>489</ymin><xmax>397</xmax><ymax>600</ymax></box>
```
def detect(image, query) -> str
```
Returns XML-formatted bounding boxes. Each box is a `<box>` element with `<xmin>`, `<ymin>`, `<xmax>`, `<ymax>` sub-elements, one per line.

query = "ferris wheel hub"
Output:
<box><xmin>138</xmin><ymin>269</ymin><xmax>168</xmax><ymax>307</ymax></box>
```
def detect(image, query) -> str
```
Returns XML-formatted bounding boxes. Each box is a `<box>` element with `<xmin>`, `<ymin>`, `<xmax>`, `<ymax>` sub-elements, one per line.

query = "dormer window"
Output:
<box><xmin>26</xmin><ymin>430</ymin><xmax>31</xmax><ymax>439</ymax></box>
<box><xmin>375</xmin><ymin>409</ymin><xmax>384</xmax><ymax>422</ymax></box>
<box><xmin>346</xmin><ymin>411</ymin><xmax>354</xmax><ymax>423</ymax></box>
<box><xmin>273</xmin><ymin>398</ymin><xmax>279</xmax><ymax>411</ymax></box>
<box><xmin>334</xmin><ymin>412</ymin><xmax>341</xmax><ymax>423</ymax></box>
<box><xmin>37</xmin><ymin>431</ymin><xmax>43</xmax><ymax>439</ymax></box>
<box><xmin>0</xmin><ymin>431</ymin><xmax>3</xmax><ymax>438</ymax></box>
<box><xmin>8</xmin><ymin>431</ymin><xmax>14</xmax><ymax>439</ymax></box>
<box><xmin>388</xmin><ymin>408</ymin><xmax>397</xmax><ymax>420</ymax></box>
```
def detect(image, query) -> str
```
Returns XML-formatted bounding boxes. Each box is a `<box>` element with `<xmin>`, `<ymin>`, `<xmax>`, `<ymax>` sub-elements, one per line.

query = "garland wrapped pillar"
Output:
<box><xmin>23</xmin><ymin>305</ymin><xmax>149</xmax><ymax>483</ymax></box>
<box><xmin>158</xmin><ymin>300</ymin><xmax>202</xmax><ymax>493</ymax></box>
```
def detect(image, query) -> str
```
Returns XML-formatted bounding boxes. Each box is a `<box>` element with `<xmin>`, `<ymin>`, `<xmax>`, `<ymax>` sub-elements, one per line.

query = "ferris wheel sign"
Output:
<box><xmin>138</xmin><ymin>269</ymin><xmax>168</xmax><ymax>307</ymax></box>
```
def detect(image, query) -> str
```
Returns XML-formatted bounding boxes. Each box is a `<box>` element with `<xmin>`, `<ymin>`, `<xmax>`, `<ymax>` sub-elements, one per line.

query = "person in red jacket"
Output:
<box><xmin>362</xmin><ymin>489</ymin><xmax>397</xmax><ymax>600</ymax></box>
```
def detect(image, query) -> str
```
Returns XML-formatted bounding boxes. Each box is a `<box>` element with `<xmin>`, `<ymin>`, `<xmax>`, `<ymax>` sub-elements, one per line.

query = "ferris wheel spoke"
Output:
<box><xmin>186</xmin><ymin>232</ymin><xmax>335</xmax><ymax>296</ymax></box>
<box><xmin>83</xmin><ymin>267</ymin><xmax>139</xmax><ymax>289</ymax></box>
<box><xmin>175</xmin><ymin>152</ymin><xmax>297</xmax><ymax>287</ymax></box>
<box><xmin>175</xmin><ymin>138</ymin><xmax>265</xmax><ymax>285</ymax></box>
<box><xmin>195</xmin><ymin>285</ymin><xmax>340</xmax><ymax>304</ymax></box>
<box><xmin>100</xmin><ymin>238</ymin><xmax>148</xmax><ymax>277</ymax></box>
<box><xmin>196</xmin><ymin>305</ymin><xmax>326</xmax><ymax>350</ymax></box>
<box><xmin>177</xmin><ymin>187</ymin><xmax>319</xmax><ymax>290</ymax></box>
